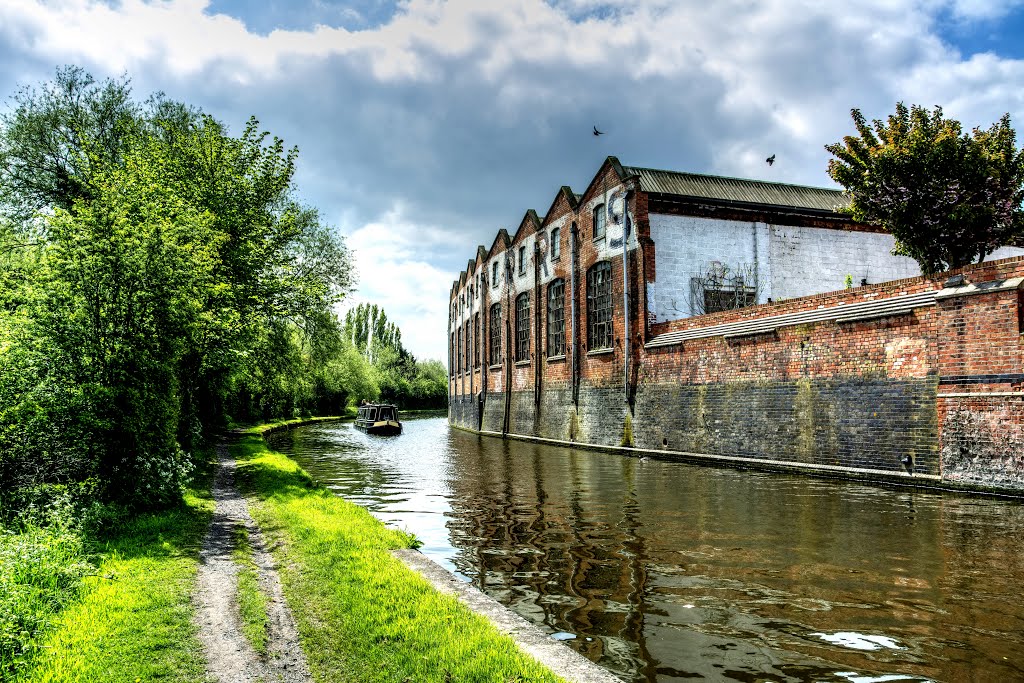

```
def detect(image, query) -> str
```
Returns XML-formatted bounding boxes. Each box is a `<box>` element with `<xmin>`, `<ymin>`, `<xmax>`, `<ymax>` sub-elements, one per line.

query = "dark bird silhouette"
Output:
<box><xmin>593</xmin><ymin>126</ymin><xmax>604</xmax><ymax>136</ymax></box>
<box><xmin>766</xmin><ymin>154</ymin><xmax>776</xmax><ymax>166</ymax></box>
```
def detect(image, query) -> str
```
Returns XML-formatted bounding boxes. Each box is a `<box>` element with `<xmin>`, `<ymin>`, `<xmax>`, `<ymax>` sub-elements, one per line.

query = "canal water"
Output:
<box><xmin>266</xmin><ymin>416</ymin><xmax>1024</xmax><ymax>682</ymax></box>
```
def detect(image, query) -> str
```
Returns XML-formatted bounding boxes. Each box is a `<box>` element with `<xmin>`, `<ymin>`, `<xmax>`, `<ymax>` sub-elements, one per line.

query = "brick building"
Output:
<box><xmin>448</xmin><ymin>157</ymin><xmax>1024</xmax><ymax>493</ymax></box>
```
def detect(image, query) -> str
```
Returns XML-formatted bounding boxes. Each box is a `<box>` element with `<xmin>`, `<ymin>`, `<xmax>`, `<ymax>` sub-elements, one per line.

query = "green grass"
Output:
<box><xmin>233</xmin><ymin>432</ymin><xmax>567</xmax><ymax>683</ymax></box>
<box><xmin>231</xmin><ymin>524</ymin><xmax>269</xmax><ymax>656</ymax></box>
<box><xmin>14</xmin><ymin>483</ymin><xmax>214</xmax><ymax>683</ymax></box>
<box><xmin>234</xmin><ymin>412</ymin><xmax>352</xmax><ymax>433</ymax></box>
<box><xmin>0</xmin><ymin>519</ymin><xmax>91</xmax><ymax>676</ymax></box>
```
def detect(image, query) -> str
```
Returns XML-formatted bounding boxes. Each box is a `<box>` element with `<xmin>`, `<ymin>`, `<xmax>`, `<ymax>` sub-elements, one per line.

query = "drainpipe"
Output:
<box><xmin>468</xmin><ymin>293</ymin><xmax>474</xmax><ymax>403</ymax></box>
<box><xmin>480</xmin><ymin>278</ymin><xmax>487</xmax><ymax>431</ymax></box>
<box><xmin>622</xmin><ymin>191</ymin><xmax>633</xmax><ymax>406</ymax></box>
<box><xmin>534</xmin><ymin>241</ymin><xmax>542</xmax><ymax>407</ymax></box>
<box><xmin>447</xmin><ymin>314</ymin><xmax>452</xmax><ymax>420</ymax></box>
<box><xmin>570</xmin><ymin>223</ymin><xmax>580</xmax><ymax>406</ymax></box>
<box><xmin>503</xmin><ymin>256</ymin><xmax>513</xmax><ymax>436</ymax></box>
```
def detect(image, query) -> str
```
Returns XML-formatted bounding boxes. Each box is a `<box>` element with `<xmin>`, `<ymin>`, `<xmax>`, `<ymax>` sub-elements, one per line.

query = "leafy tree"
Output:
<box><xmin>826</xmin><ymin>103</ymin><xmax>1024</xmax><ymax>274</ymax></box>
<box><xmin>0</xmin><ymin>66</ymin><xmax>138</xmax><ymax>220</ymax></box>
<box><xmin>0</xmin><ymin>66</ymin><xmax>356</xmax><ymax>509</ymax></box>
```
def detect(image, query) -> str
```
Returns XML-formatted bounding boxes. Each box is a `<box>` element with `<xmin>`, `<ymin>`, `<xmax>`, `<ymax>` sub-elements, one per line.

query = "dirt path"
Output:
<box><xmin>193</xmin><ymin>441</ymin><xmax>312</xmax><ymax>683</ymax></box>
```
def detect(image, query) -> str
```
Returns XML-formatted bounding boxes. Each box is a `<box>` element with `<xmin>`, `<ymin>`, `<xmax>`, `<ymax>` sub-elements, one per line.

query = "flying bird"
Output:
<box><xmin>593</xmin><ymin>126</ymin><xmax>604</xmax><ymax>136</ymax></box>
<box><xmin>766</xmin><ymin>154</ymin><xmax>776</xmax><ymax>166</ymax></box>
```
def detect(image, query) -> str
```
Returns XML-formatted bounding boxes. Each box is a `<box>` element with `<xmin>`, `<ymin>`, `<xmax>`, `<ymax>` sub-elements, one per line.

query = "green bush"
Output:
<box><xmin>0</xmin><ymin>518</ymin><xmax>91</xmax><ymax>677</ymax></box>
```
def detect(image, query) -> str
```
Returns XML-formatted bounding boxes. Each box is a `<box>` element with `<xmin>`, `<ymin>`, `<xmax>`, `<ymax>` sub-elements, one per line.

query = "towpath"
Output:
<box><xmin>193</xmin><ymin>439</ymin><xmax>312</xmax><ymax>683</ymax></box>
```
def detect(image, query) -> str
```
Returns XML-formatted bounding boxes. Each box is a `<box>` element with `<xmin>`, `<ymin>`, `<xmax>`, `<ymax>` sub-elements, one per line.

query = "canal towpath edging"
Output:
<box><xmin>193</xmin><ymin>437</ymin><xmax>312</xmax><ymax>683</ymax></box>
<box><xmin>394</xmin><ymin>549</ymin><xmax>623</xmax><ymax>683</ymax></box>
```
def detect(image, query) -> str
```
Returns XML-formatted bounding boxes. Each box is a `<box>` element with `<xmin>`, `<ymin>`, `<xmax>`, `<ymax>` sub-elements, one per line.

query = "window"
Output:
<box><xmin>519</xmin><ymin>245</ymin><xmax>527</xmax><ymax>275</ymax></box>
<box><xmin>465</xmin><ymin>321</ymin><xmax>471</xmax><ymax>372</ymax></box>
<box><xmin>593</xmin><ymin>204</ymin><xmax>606</xmax><ymax>240</ymax></box>
<box><xmin>473</xmin><ymin>313</ymin><xmax>480</xmax><ymax>367</ymax></box>
<box><xmin>450</xmin><ymin>332</ymin><xmax>455</xmax><ymax>376</ymax></box>
<box><xmin>703</xmin><ymin>286</ymin><xmax>756</xmax><ymax>314</ymax></box>
<box><xmin>547</xmin><ymin>279</ymin><xmax>565</xmax><ymax>357</ymax></box>
<box><xmin>515</xmin><ymin>293</ymin><xmax>530</xmax><ymax>361</ymax></box>
<box><xmin>550</xmin><ymin>227</ymin><xmax>561</xmax><ymax>260</ymax></box>
<box><xmin>587</xmin><ymin>261</ymin><xmax>613</xmax><ymax>350</ymax></box>
<box><xmin>492</xmin><ymin>261</ymin><xmax>499</xmax><ymax>287</ymax></box>
<box><xmin>489</xmin><ymin>303</ymin><xmax>501</xmax><ymax>365</ymax></box>
<box><xmin>457</xmin><ymin>327</ymin><xmax>463</xmax><ymax>374</ymax></box>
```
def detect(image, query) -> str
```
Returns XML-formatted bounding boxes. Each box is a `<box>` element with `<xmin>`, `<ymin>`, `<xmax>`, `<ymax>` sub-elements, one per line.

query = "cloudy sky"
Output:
<box><xmin>2</xmin><ymin>0</ymin><xmax>1023</xmax><ymax>362</ymax></box>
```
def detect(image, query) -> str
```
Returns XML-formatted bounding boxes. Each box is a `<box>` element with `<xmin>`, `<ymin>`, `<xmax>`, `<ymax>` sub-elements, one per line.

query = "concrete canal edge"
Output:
<box><xmin>393</xmin><ymin>549</ymin><xmax>624</xmax><ymax>683</ymax></box>
<box><xmin>454</xmin><ymin>424</ymin><xmax>1024</xmax><ymax>499</ymax></box>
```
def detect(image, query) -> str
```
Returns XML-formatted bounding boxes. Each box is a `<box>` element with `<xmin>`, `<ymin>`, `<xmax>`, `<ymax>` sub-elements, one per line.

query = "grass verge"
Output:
<box><xmin>231</xmin><ymin>524</ymin><xmax>269</xmax><ymax>656</ymax></box>
<box><xmin>233</xmin><ymin>430</ymin><xmax>566</xmax><ymax>683</ymax></box>
<box><xmin>13</xmin><ymin>478</ymin><xmax>213</xmax><ymax>682</ymax></box>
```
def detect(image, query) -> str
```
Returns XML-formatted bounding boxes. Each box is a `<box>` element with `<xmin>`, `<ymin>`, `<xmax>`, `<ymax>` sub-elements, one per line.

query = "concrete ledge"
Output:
<box><xmin>451</xmin><ymin>424</ymin><xmax>1024</xmax><ymax>499</ymax></box>
<box><xmin>935</xmin><ymin>276</ymin><xmax>1024</xmax><ymax>300</ymax></box>
<box><xmin>393</xmin><ymin>549</ymin><xmax>622</xmax><ymax>683</ymax></box>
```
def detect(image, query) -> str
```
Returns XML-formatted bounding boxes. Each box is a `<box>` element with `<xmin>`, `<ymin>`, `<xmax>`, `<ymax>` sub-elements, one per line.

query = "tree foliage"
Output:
<box><xmin>826</xmin><ymin>103</ymin><xmax>1024</xmax><ymax>274</ymax></box>
<box><xmin>0</xmin><ymin>67</ymin><xmax>365</xmax><ymax>510</ymax></box>
<box><xmin>342</xmin><ymin>303</ymin><xmax>448</xmax><ymax>409</ymax></box>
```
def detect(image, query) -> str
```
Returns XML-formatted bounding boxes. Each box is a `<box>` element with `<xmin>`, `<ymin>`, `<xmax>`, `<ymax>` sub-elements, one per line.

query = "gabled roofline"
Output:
<box><xmin>510</xmin><ymin>209</ymin><xmax>543</xmax><ymax>245</ymax></box>
<box><xmin>540</xmin><ymin>185</ymin><xmax>579</xmax><ymax>228</ymax></box>
<box><xmin>475</xmin><ymin>245</ymin><xmax>487</xmax><ymax>264</ymax></box>
<box><xmin>487</xmin><ymin>228</ymin><xmax>511</xmax><ymax>259</ymax></box>
<box><xmin>575</xmin><ymin>156</ymin><xmax>636</xmax><ymax>207</ymax></box>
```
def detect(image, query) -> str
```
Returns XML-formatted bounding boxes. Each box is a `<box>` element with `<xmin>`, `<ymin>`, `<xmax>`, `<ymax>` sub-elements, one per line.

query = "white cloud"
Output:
<box><xmin>1</xmin><ymin>0</ymin><xmax>1023</xmax><ymax>361</ymax></box>
<box><xmin>340</xmin><ymin>204</ymin><xmax>462</xmax><ymax>362</ymax></box>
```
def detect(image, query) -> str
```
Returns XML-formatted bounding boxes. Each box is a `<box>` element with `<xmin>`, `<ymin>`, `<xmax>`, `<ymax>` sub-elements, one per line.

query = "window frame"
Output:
<box><xmin>489</xmin><ymin>303</ymin><xmax>501</xmax><ymax>366</ymax></box>
<box><xmin>515</xmin><ymin>292</ymin><xmax>531</xmax><ymax>361</ymax></box>
<box><xmin>547</xmin><ymin>278</ymin><xmax>566</xmax><ymax>358</ymax></box>
<box><xmin>473</xmin><ymin>313</ymin><xmax>480</xmax><ymax>367</ymax></box>
<box><xmin>550</xmin><ymin>227</ymin><xmax>561</xmax><ymax>261</ymax></box>
<box><xmin>457</xmin><ymin>326</ymin><xmax>463</xmax><ymax>374</ymax></box>
<box><xmin>518</xmin><ymin>245</ymin><xmax>527</xmax><ymax>275</ymax></box>
<box><xmin>492</xmin><ymin>260</ymin><xmax>499</xmax><ymax>287</ymax></box>
<box><xmin>593</xmin><ymin>204</ymin><xmax>606</xmax><ymax>240</ymax></box>
<box><xmin>587</xmin><ymin>261</ymin><xmax>613</xmax><ymax>351</ymax></box>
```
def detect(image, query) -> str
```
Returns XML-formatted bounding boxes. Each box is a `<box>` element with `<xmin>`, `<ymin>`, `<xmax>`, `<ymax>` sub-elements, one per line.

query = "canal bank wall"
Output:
<box><xmin>451</xmin><ymin>256</ymin><xmax>1024</xmax><ymax>495</ymax></box>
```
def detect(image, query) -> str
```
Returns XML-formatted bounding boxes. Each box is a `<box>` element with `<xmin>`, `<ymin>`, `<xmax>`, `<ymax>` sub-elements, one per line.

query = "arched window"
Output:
<box><xmin>515</xmin><ymin>292</ymin><xmax>530</xmax><ymax>361</ymax></box>
<box><xmin>550</xmin><ymin>226</ymin><xmax>561</xmax><ymax>260</ymax></box>
<box><xmin>547</xmin><ymin>279</ymin><xmax>565</xmax><ymax>357</ymax></box>
<box><xmin>587</xmin><ymin>261</ymin><xmax>613</xmax><ymax>350</ymax></box>
<box><xmin>593</xmin><ymin>204</ymin><xmax>606</xmax><ymax>240</ymax></box>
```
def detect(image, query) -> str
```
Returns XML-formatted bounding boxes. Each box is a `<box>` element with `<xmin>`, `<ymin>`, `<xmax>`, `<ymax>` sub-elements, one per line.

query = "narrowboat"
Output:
<box><xmin>355</xmin><ymin>403</ymin><xmax>402</xmax><ymax>435</ymax></box>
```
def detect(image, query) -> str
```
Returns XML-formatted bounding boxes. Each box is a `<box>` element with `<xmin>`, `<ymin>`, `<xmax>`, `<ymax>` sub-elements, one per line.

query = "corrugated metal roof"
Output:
<box><xmin>624</xmin><ymin>166</ymin><xmax>848</xmax><ymax>212</ymax></box>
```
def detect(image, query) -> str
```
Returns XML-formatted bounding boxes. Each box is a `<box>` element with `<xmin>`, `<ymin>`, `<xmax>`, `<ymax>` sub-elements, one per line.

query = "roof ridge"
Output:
<box><xmin>622</xmin><ymin>164</ymin><xmax>844</xmax><ymax>194</ymax></box>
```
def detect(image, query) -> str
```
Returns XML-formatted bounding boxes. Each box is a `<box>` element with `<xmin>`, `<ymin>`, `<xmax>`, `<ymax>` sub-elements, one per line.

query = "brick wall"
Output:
<box><xmin>447</xmin><ymin>159</ymin><xmax>1024</xmax><ymax>493</ymax></box>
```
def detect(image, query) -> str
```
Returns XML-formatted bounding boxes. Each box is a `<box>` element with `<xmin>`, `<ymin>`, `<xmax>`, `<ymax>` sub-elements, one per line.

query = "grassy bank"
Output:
<box><xmin>233</xmin><ymin>430</ymin><xmax>566</xmax><ymax>683</ymax></box>
<box><xmin>6</xmin><ymin>478</ymin><xmax>213</xmax><ymax>682</ymax></box>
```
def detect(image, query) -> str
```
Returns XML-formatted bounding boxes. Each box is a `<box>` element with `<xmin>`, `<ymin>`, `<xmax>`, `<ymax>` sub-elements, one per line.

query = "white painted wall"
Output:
<box><xmin>647</xmin><ymin>212</ymin><xmax>1024</xmax><ymax>323</ymax></box>
<box><xmin>766</xmin><ymin>224</ymin><xmax>919</xmax><ymax>301</ymax></box>
<box><xmin>647</xmin><ymin>215</ymin><xmax>774</xmax><ymax>321</ymax></box>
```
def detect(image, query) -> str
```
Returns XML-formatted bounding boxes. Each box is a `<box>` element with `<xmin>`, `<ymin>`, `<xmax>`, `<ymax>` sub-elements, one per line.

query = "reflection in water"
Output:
<box><xmin>268</xmin><ymin>417</ymin><xmax>1024</xmax><ymax>682</ymax></box>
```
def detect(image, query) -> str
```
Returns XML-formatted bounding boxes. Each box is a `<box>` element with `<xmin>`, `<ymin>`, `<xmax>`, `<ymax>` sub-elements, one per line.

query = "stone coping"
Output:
<box><xmin>393</xmin><ymin>549</ymin><xmax>623</xmax><ymax>683</ymax></box>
